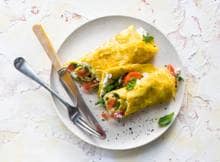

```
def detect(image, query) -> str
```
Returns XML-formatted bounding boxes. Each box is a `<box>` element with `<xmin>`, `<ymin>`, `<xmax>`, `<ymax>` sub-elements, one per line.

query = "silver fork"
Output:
<box><xmin>14</xmin><ymin>57</ymin><xmax>104</xmax><ymax>139</ymax></box>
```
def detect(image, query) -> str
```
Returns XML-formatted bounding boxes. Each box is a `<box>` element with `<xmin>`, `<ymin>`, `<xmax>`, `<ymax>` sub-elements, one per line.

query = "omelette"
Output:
<box><xmin>64</xmin><ymin>25</ymin><xmax>180</xmax><ymax>120</ymax></box>
<box><xmin>98</xmin><ymin>64</ymin><xmax>157</xmax><ymax>97</ymax></box>
<box><xmin>101</xmin><ymin>65</ymin><xmax>177</xmax><ymax>119</ymax></box>
<box><xmin>79</xmin><ymin>25</ymin><xmax>158</xmax><ymax>79</ymax></box>
<box><xmin>65</xmin><ymin>25</ymin><xmax>158</xmax><ymax>91</ymax></box>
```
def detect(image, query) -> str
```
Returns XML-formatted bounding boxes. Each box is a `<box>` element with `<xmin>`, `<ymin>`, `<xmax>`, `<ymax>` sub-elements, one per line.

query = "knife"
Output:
<box><xmin>32</xmin><ymin>24</ymin><xmax>106</xmax><ymax>139</ymax></box>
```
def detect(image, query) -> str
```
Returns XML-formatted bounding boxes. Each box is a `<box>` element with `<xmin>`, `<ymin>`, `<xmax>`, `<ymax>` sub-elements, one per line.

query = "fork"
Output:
<box><xmin>14</xmin><ymin>57</ymin><xmax>104</xmax><ymax>139</ymax></box>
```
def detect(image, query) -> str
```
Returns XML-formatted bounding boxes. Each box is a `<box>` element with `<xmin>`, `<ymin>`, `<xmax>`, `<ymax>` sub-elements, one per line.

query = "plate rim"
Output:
<box><xmin>49</xmin><ymin>15</ymin><xmax>185</xmax><ymax>150</ymax></box>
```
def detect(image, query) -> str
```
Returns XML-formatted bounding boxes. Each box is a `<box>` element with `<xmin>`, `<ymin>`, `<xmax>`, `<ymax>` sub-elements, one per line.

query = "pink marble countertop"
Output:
<box><xmin>0</xmin><ymin>0</ymin><xmax>220</xmax><ymax>161</ymax></box>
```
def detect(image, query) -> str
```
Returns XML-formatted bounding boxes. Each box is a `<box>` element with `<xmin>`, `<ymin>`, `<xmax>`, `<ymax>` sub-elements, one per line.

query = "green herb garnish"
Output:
<box><xmin>175</xmin><ymin>72</ymin><xmax>184</xmax><ymax>81</ymax></box>
<box><xmin>158</xmin><ymin>112</ymin><xmax>174</xmax><ymax>127</ymax></box>
<box><xmin>177</xmin><ymin>74</ymin><xmax>184</xmax><ymax>81</ymax></box>
<box><xmin>143</xmin><ymin>34</ymin><xmax>154</xmax><ymax>43</ymax></box>
<box><xmin>95</xmin><ymin>98</ymin><xmax>105</xmax><ymax>106</ymax></box>
<box><xmin>115</xmin><ymin>102</ymin><xmax>121</xmax><ymax>110</ymax></box>
<box><xmin>104</xmin><ymin>84</ymin><xmax>115</xmax><ymax>93</ymax></box>
<box><xmin>178</xmin><ymin>76</ymin><xmax>184</xmax><ymax>81</ymax></box>
<box><xmin>126</xmin><ymin>79</ymin><xmax>137</xmax><ymax>90</ymax></box>
<box><xmin>103</xmin><ymin>78</ymin><xmax>121</xmax><ymax>94</ymax></box>
<box><xmin>113</xmin><ymin>93</ymin><xmax>119</xmax><ymax>98</ymax></box>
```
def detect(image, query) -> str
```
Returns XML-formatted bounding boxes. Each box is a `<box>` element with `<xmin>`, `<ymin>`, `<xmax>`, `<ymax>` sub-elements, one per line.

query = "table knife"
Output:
<box><xmin>32</xmin><ymin>24</ymin><xmax>106</xmax><ymax>139</ymax></box>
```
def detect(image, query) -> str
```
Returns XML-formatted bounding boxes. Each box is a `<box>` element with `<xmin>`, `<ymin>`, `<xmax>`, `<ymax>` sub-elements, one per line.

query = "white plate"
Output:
<box><xmin>50</xmin><ymin>15</ymin><xmax>185</xmax><ymax>150</ymax></box>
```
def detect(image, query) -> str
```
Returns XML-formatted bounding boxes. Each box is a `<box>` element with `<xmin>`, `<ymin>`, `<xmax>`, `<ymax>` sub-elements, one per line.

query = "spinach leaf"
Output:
<box><xmin>158</xmin><ymin>112</ymin><xmax>174</xmax><ymax>127</ymax></box>
<box><xmin>176</xmin><ymin>73</ymin><xmax>184</xmax><ymax>81</ymax></box>
<box><xmin>104</xmin><ymin>84</ymin><xmax>115</xmax><ymax>93</ymax></box>
<box><xmin>115</xmin><ymin>102</ymin><xmax>121</xmax><ymax>110</ymax></box>
<box><xmin>126</xmin><ymin>79</ymin><xmax>137</xmax><ymax>90</ymax></box>
<box><xmin>104</xmin><ymin>78</ymin><xmax>121</xmax><ymax>94</ymax></box>
<box><xmin>113</xmin><ymin>93</ymin><xmax>119</xmax><ymax>98</ymax></box>
<box><xmin>178</xmin><ymin>76</ymin><xmax>184</xmax><ymax>81</ymax></box>
<box><xmin>143</xmin><ymin>34</ymin><xmax>154</xmax><ymax>43</ymax></box>
<box><xmin>95</xmin><ymin>98</ymin><xmax>105</xmax><ymax>106</ymax></box>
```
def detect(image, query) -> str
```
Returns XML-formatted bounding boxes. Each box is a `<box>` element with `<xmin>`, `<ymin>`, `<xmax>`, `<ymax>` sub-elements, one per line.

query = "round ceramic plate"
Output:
<box><xmin>50</xmin><ymin>15</ymin><xmax>185</xmax><ymax>150</ymax></box>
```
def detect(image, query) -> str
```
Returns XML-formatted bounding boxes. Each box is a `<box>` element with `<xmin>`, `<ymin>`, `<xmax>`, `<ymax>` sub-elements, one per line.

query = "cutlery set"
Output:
<box><xmin>14</xmin><ymin>24</ymin><xmax>106</xmax><ymax>139</ymax></box>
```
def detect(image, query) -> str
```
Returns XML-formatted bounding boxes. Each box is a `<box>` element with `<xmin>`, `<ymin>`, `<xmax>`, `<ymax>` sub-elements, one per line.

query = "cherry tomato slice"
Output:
<box><xmin>66</xmin><ymin>64</ymin><xmax>76</xmax><ymax>72</ymax></box>
<box><xmin>123</xmin><ymin>71</ymin><xmax>143</xmax><ymax>85</ymax></box>
<box><xmin>82</xmin><ymin>82</ymin><xmax>93</xmax><ymax>92</ymax></box>
<box><xmin>107</xmin><ymin>98</ymin><xmax>117</xmax><ymax>109</ymax></box>
<box><xmin>76</xmin><ymin>68</ymin><xmax>88</xmax><ymax>77</ymax></box>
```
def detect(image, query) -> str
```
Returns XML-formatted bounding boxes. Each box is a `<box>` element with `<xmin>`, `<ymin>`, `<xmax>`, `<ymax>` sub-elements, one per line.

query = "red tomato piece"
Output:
<box><xmin>66</xmin><ymin>64</ymin><xmax>76</xmax><ymax>72</ymax></box>
<box><xmin>82</xmin><ymin>82</ymin><xmax>93</xmax><ymax>92</ymax></box>
<box><xmin>123</xmin><ymin>71</ymin><xmax>143</xmax><ymax>85</ymax></box>
<box><xmin>76</xmin><ymin>68</ymin><xmax>87</xmax><ymax>77</ymax></box>
<box><xmin>166</xmin><ymin>64</ymin><xmax>176</xmax><ymax>76</ymax></box>
<box><xmin>107</xmin><ymin>98</ymin><xmax>117</xmax><ymax>109</ymax></box>
<box><xmin>82</xmin><ymin>81</ymin><xmax>99</xmax><ymax>92</ymax></box>
<box><xmin>101</xmin><ymin>112</ymin><xmax>111</xmax><ymax>120</ymax></box>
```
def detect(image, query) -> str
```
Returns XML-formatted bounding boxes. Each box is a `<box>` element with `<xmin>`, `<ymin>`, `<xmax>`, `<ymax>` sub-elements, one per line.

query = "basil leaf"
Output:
<box><xmin>143</xmin><ymin>34</ymin><xmax>154</xmax><ymax>43</ymax></box>
<box><xmin>158</xmin><ymin>112</ymin><xmax>174</xmax><ymax>127</ymax></box>
<box><xmin>126</xmin><ymin>79</ymin><xmax>137</xmax><ymax>90</ymax></box>
<box><xmin>95</xmin><ymin>98</ymin><xmax>105</xmax><ymax>106</ymax></box>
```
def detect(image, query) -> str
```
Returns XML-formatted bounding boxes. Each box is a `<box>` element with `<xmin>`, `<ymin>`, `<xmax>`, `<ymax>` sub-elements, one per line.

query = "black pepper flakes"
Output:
<box><xmin>129</xmin><ymin>127</ymin><xmax>134</xmax><ymax>134</ymax></box>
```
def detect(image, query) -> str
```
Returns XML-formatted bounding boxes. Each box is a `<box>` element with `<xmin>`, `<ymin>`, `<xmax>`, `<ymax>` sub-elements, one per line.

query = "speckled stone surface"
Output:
<box><xmin>0</xmin><ymin>0</ymin><xmax>220</xmax><ymax>161</ymax></box>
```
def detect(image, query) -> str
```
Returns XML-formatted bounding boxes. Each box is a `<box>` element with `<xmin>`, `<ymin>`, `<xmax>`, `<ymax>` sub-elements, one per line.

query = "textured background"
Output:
<box><xmin>0</xmin><ymin>0</ymin><xmax>220</xmax><ymax>161</ymax></box>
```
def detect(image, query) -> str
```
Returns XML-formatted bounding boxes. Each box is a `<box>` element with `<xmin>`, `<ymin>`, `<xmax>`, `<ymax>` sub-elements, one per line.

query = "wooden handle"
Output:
<box><xmin>32</xmin><ymin>24</ymin><xmax>62</xmax><ymax>71</ymax></box>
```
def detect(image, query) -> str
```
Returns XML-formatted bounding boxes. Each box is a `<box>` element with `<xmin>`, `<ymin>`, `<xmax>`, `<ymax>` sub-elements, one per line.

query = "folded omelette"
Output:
<box><xmin>79</xmin><ymin>25</ymin><xmax>158</xmax><ymax>79</ymax></box>
<box><xmin>64</xmin><ymin>25</ymin><xmax>178</xmax><ymax>119</ymax></box>
<box><xmin>65</xmin><ymin>25</ymin><xmax>158</xmax><ymax>92</ymax></box>
<box><xmin>98</xmin><ymin>64</ymin><xmax>157</xmax><ymax>97</ymax></box>
<box><xmin>100</xmin><ymin>65</ymin><xmax>176</xmax><ymax>119</ymax></box>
